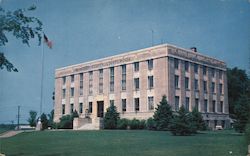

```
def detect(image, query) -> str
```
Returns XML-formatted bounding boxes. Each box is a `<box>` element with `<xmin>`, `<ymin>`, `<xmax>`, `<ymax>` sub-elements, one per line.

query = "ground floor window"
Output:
<box><xmin>134</xmin><ymin>98</ymin><xmax>139</xmax><ymax>111</ymax></box>
<box><xmin>89</xmin><ymin>102</ymin><xmax>92</xmax><ymax>113</ymax></box>
<box><xmin>122</xmin><ymin>99</ymin><xmax>126</xmax><ymax>112</ymax></box>
<box><xmin>62</xmin><ymin>104</ymin><xmax>65</xmax><ymax>114</ymax></box>
<box><xmin>79</xmin><ymin>103</ymin><xmax>83</xmax><ymax>114</ymax></box>
<box><xmin>148</xmin><ymin>96</ymin><xmax>154</xmax><ymax>110</ymax></box>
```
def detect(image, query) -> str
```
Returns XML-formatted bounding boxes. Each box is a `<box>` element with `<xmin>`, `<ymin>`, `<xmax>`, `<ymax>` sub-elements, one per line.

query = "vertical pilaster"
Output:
<box><xmin>54</xmin><ymin>77</ymin><xmax>62</xmax><ymax>122</ymax></box>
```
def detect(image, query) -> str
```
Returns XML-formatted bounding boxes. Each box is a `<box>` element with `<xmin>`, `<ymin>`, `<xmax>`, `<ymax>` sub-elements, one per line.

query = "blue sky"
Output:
<box><xmin>0</xmin><ymin>0</ymin><xmax>249</xmax><ymax>124</ymax></box>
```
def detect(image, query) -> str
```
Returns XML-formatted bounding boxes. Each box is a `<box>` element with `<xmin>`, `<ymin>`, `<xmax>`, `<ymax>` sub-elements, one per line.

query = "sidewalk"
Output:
<box><xmin>0</xmin><ymin>130</ymin><xmax>23</xmax><ymax>138</ymax></box>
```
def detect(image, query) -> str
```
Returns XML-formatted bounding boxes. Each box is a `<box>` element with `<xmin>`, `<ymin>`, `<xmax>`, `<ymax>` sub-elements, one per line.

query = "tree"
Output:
<box><xmin>153</xmin><ymin>95</ymin><xmax>173</xmax><ymax>130</ymax></box>
<box><xmin>233</xmin><ymin>95</ymin><xmax>250</xmax><ymax>133</ymax></box>
<box><xmin>27</xmin><ymin>110</ymin><xmax>37</xmax><ymax>127</ymax></box>
<box><xmin>41</xmin><ymin>113</ymin><xmax>48</xmax><ymax>130</ymax></box>
<box><xmin>190</xmin><ymin>106</ymin><xmax>206</xmax><ymax>131</ymax></box>
<box><xmin>169</xmin><ymin>106</ymin><xmax>196</xmax><ymax>136</ymax></box>
<box><xmin>0</xmin><ymin>5</ymin><xmax>43</xmax><ymax>72</ymax></box>
<box><xmin>104</xmin><ymin>104</ymin><xmax>119</xmax><ymax>129</ymax></box>
<box><xmin>58</xmin><ymin>115</ymin><xmax>73</xmax><ymax>129</ymax></box>
<box><xmin>48</xmin><ymin>110</ymin><xmax>54</xmax><ymax>127</ymax></box>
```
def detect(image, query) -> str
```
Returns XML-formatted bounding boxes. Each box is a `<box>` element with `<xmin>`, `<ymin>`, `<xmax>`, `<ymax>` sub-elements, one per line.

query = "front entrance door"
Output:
<box><xmin>97</xmin><ymin>101</ymin><xmax>104</xmax><ymax>118</ymax></box>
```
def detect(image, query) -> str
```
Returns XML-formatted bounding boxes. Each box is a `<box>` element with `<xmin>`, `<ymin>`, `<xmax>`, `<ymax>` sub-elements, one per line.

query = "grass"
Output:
<box><xmin>0</xmin><ymin>130</ymin><xmax>246</xmax><ymax>156</ymax></box>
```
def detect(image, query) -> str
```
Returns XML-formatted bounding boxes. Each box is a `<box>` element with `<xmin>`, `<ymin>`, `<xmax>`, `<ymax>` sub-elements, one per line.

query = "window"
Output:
<box><xmin>89</xmin><ymin>71</ymin><xmax>93</xmax><ymax>95</ymax></box>
<box><xmin>211</xmin><ymin>82</ymin><xmax>215</xmax><ymax>93</ymax></box>
<box><xmin>185</xmin><ymin>77</ymin><xmax>189</xmax><ymax>89</ymax></box>
<box><xmin>110</xmin><ymin>67</ymin><xmax>114</xmax><ymax>92</ymax></box>
<box><xmin>219</xmin><ymin>83</ymin><xmax>223</xmax><ymax>94</ymax></box>
<box><xmin>70</xmin><ymin>88</ymin><xmax>74</xmax><ymax>97</ymax></box>
<box><xmin>62</xmin><ymin>104</ymin><xmax>65</xmax><ymax>114</ymax></box>
<box><xmin>185</xmin><ymin>97</ymin><xmax>190</xmax><ymax>111</ymax></box>
<box><xmin>175</xmin><ymin>75</ymin><xmax>179</xmax><ymax>88</ymax></box>
<box><xmin>134</xmin><ymin>98</ymin><xmax>140</xmax><ymax>111</ymax></box>
<box><xmin>62</xmin><ymin>77</ymin><xmax>66</xmax><ymax>85</ymax></box>
<box><xmin>211</xmin><ymin>68</ymin><xmax>215</xmax><ymax>77</ymax></box>
<box><xmin>79</xmin><ymin>103</ymin><xmax>83</xmax><ymax>114</ymax></box>
<box><xmin>62</xmin><ymin>89</ymin><xmax>66</xmax><ymax>98</ymax></box>
<box><xmin>220</xmin><ymin>101</ymin><xmax>223</xmax><ymax>113</ymax></box>
<box><xmin>148</xmin><ymin>59</ymin><xmax>153</xmax><ymax>70</ymax></box>
<box><xmin>89</xmin><ymin>102</ymin><xmax>92</xmax><ymax>113</ymax></box>
<box><xmin>203</xmin><ymin>81</ymin><xmax>207</xmax><ymax>92</ymax></box>
<box><xmin>219</xmin><ymin>70</ymin><xmax>222</xmax><ymax>79</ymax></box>
<box><xmin>175</xmin><ymin>96</ymin><xmax>179</xmax><ymax>111</ymax></box>
<box><xmin>185</xmin><ymin>61</ymin><xmax>189</xmax><ymax>72</ymax></box>
<box><xmin>99</xmin><ymin>69</ymin><xmax>103</xmax><ymax>94</ymax></box>
<box><xmin>148</xmin><ymin>96</ymin><xmax>154</xmax><ymax>110</ymax></box>
<box><xmin>194</xmin><ymin>63</ymin><xmax>198</xmax><ymax>74</ymax></box>
<box><xmin>79</xmin><ymin>73</ymin><xmax>83</xmax><ymax>96</ymax></box>
<box><xmin>134</xmin><ymin>78</ymin><xmax>139</xmax><ymax>90</ymax></box>
<box><xmin>195</xmin><ymin>98</ymin><xmax>199</xmax><ymax>110</ymax></box>
<box><xmin>212</xmin><ymin>100</ymin><xmax>216</xmax><ymax>112</ymax></box>
<box><xmin>71</xmin><ymin>75</ymin><xmax>74</xmax><ymax>83</ymax></box>
<box><xmin>204</xmin><ymin>100</ymin><xmax>208</xmax><ymax>112</ymax></box>
<box><xmin>122</xmin><ymin>99</ymin><xmax>126</xmax><ymax>112</ymax></box>
<box><xmin>203</xmin><ymin>66</ymin><xmax>207</xmax><ymax>75</ymax></box>
<box><xmin>121</xmin><ymin>65</ymin><xmax>126</xmax><ymax>91</ymax></box>
<box><xmin>195</xmin><ymin>79</ymin><xmax>199</xmax><ymax>90</ymax></box>
<box><xmin>174</xmin><ymin>58</ymin><xmax>179</xmax><ymax>69</ymax></box>
<box><xmin>110</xmin><ymin>100</ymin><xmax>114</xmax><ymax>106</ymax></box>
<box><xmin>134</xmin><ymin>62</ymin><xmax>139</xmax><ymax>72</ymax></box>
<box><xmin>70</xmin><ymin>103</ymin><xmax>74</xmax><ymax>113</ymax></box>
<box><xmin>148</xmin><ymin>76</ymin><xmax>154</xmax><ymax>89</ymax></box>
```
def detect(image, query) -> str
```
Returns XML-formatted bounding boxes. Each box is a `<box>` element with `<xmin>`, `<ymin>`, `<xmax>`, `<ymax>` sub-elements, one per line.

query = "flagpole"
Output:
<box><xmin>36</xmin><ymin>37</ymin><xmax>45</xmax><ymax>130</ymax></box>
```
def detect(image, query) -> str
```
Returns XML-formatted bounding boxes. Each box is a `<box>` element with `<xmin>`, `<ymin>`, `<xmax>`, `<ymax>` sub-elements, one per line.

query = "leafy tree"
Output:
<box><xmin>227</xmin><ymin>67</ymin><xmax>250</xmax><ymax>116</ymax></box>
<box><xmin>169</xmin><ymin>105</ymin><xmax>196</xmax><ymax>136</ymax></box>
<box><xmin>27</xmin><ymin>110</ymin><xmax>37</xmax><ymax>127</ymax></box>
<box><xmin>104</xmin><ymin>104</ymin><xmax>119</xmax><ymax>129</ymax></box>
<box><xmin>41</xmin><ymin>113</ymin><xmax>48</xmax><ymax>130</ymax></box>
<box><xmin>233</xmin><ymin>95</ymin><xmax>250</xmax><ymax>133</ymax></box>
<box><xmin>0</xmin><ymin>5</ymin><xmax>43</xmax><ymax>72</ymax></box>
<box><xmin>153</xmin><ymin>95</ymin><xmax>173</xmax><ymax>130</ymax></box>
<box><xmin>190</xmin><ymin>106</ymin><xmax>206</xmax><ymax>131</ymax></box>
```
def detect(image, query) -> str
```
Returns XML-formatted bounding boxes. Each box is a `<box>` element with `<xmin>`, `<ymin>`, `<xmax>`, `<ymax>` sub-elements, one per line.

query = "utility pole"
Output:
<box><xmin>151</xmin><ymin>29</ymin><xmax>154</xmax><ymax>46</ymax></box>
<box><xmin>17</xmin><ymin>105</ymin><xmax>20</xmax><ymax>130</ymax></box>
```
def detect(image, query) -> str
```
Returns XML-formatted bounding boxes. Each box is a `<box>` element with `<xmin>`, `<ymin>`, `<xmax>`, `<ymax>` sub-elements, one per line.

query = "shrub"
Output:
<box><xmin>117</xmin><ymin>119</ymin><xmax>129</xmax><ymax>129</ymax></box>
<box><xmin>245</xmin><ymin>122</ymin><xmax>250</xmax><ymax>145</ymax></box>
<box><xmin>146</xmin><ymin>117</ymin><xmax>156</xmax><ymax>130</ymax></box>
<box><xmin>58</xmin><ymin>115</ymin><xmax>73</xmax><ymax>129</ymax></box>
<box><xmin>139</xmin><ymin>120</ymin><xmax>146</xmax><ymax>129</ymax></box>
<box><xmin>41</xmin><ymin>113</ymin><xmax>48</xmax><ymax>130</ymax></box>
<box><xmin>104</xmin><ymin>104</ymin><xmax>119</xmax><ymax>129</ymax></box>
<box><xmin>129</xmin><ymin>118</ymin><xmax>140</xmax><ymax>130</ymax></box>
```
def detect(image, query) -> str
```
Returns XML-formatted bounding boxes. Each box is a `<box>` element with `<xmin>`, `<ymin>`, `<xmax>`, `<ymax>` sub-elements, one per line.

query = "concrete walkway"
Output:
<box><xmin>0</xmin><ymin>130</ymin><xmax>23</xmax><ymax>138</ymax></box>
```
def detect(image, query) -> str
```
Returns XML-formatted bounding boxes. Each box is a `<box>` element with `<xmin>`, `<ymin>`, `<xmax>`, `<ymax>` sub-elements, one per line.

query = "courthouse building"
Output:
<box><xmin>54</xmin><ymin>44</ymin><xmax>230</xmax><ymax>130</ymax></box>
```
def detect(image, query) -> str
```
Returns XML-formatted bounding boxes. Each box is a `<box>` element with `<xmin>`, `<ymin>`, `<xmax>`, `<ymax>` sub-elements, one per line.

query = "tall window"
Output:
<box><xmin>148</xmin><ymin>76</ymin><xmax>154</xmax><ymax>89</ymax></box>
<box><xmin>185</xmin><ymin>97</ymin><xmax>190</xmax><ymax>111</ymax></box>
<box><xmin>219</xmin><ymin>83</ymin><xmax>223</xmax><ymax>94</ymax></box>
<box><xmin>121</xmin><ymin>65</ymin><xmax>126</xmax><ymax>91</ymax></box>
<box><xmin>122</xmin><ymin>99</ymin><xmax>126</xmax><ymax>112</ymax></box>
<box><xmin>212</xmin><ymin>100</ymin><xmax>216</xmax><ymax>112</ymax></box>
<box><xmin>184</xmin><ymin>61</ymin><xmax>189</xmax><ymax>72</ymax></box>
<box><xmin>211</xmin><ymin>82</ymin><xmax>215</xmax><ymax>93</ymax></box>
<box><xmin>203</xmin><ymin>66</ymin><xmax>207</xmax><ymax>75</ymax></box>
<box><xmin>62</xmin><ymin>104</ymin><xmax>65</xmax><ymax>114</ymax></box>
<box><xmin>89</xmin><ymin>102</ymin><xmax>92</xmax><ymax>113</ymax></box>
<box><xmin>148</xmin><ymin>96</ymin><xmax>154</xmax><ymax>110</ymax></box>
<box><xmin>99</xmin><ymin>69</ymin><xmax>103</xmax><ymax>94</ymax></box>
<box><xmin>195</xmin><ymin>98</ymin><xmax>199</xmax><ymax>110</ymax></box>
<box><xmin>62</xmin><ymin>89</ymin><xmax>66</xmax><ymax>98</ymax></box>
<box><xmin>79</xmin><ymin>73</ymin><xmax>83</xmax><ymax>96</ymax></box>
<box><xmin>203</xmin><ymin>81</ymin><xmax>207</xmax><ymax>92</ymax></box>
<box><xmin>71</xmin><ymin>75</ymin><xmax>74</xmax><ymax>83</ymax></box>
<box><xmin>175</xmin><ymin>75</ymin><xmax>179</xmax><ymax>88</ymax></box>
<box><xmin>110</xmin><ymin>67</ymin><xmax>114</xmax><ymax>92</ymax></box>
<box><xmin>220</xmin><ymin>101</ymin><xmax>223</xmax><ymax>113</ymax></box>
<box><xmin>185</xmin><ymin>77</ymin><xmax>189</xmax><ymax>89</ymax></box>
<box><xmin>194</xmin><ymin>63</ymin><xmax>198</xmax><ymax>74</ymax></box>
<box><xmin>175</xmin><ymin>96</ymin><xmax>179</xmax><ymax>111</ymax></box>
<box><xmin>134</xmin><ymin>62</ymin><xmax>139</xmax><ymax>71</ymax></box>
<box><xmin>70</xmin><ymin>88</ymin><xmax>74</xmax><ymax>97</ymax></box>
<box><xmin>204</xmin><ymin>100</ymin><xmax>208</xmax><ymax>112</ymax></box>
<box><xmin>62</xmin><ymin>77</ymin><xmax>66</xmax><ymax>85</ymax></box>
<box><xmin>70</xmin><ymin>103</ymin><xmax>74</xmax><ymax>113</ymax></box>
<box><xmin>89</xmin><ymin>71</ymin><xmax>93</xmax><ymax>95</ymax></box>
<box><xmin>174</xmin><ymin>58</ymin><xmax>179</xmax><ymax>69</ymax></box>
<box><xmin>195</xmin><ymin>79</ymin><xmax>199</xmax><ymax>90</ymax></box>
<box><xmin>134</xmin><ymin>78</ymin><xmax>139</xmax><ymax>90</ymax></box>
<box><xmin>134</xmin><ymin>98</ymin><xmax>140</xmax><ymax>111</ymax></box>
<box><xmin>211</xmin><ymin>68</ymin><xmax>215</xmax><ymax>77</ymax></box>
<box><xmin>148</xmin><ymin>59</ymin><xmax>153</xmax><ymax>70</ymax></box>
<box><xmin>219</xmin><ymin>70</ymin><xmax>222</xmax><ymax>79</ymax></box>
<box><xmin>110</xmin><ymin>100</ymin><xmax>114</xmax><ymax>106</ymax></box>
<box><xmin>79</xmin><ymin>103</ymin><xmax>83</xmax><ymax>114</ymax></box>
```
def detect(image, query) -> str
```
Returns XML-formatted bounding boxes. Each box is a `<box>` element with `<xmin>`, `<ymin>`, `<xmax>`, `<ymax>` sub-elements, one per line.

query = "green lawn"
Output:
<box><xmin>0</xmin><ymin>130</ymin><xmax>246</xmax><ymax>156</ymax></box>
